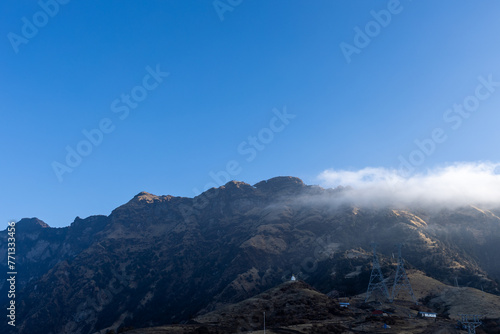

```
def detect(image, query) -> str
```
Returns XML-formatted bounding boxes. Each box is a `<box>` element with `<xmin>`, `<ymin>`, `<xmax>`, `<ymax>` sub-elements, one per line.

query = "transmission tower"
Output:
<box><xmin>390</xmin><ymin>244</ymin><xmax>417</xmax><ymax>304</ymax></box>
<box><xmin>365</xmin><ymin>243</ymin><xmax>390</xmax><ymax>302</ymax></box>
<box><xmin>458</xmin><ymin>314</ymin><xmax>482</xmax><ymax>334</ymax></box>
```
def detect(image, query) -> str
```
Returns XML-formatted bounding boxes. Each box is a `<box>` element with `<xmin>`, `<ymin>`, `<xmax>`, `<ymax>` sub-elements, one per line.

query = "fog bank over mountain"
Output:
<box><xmin>317</xmin><ymin>161</ymin><xmax>500</xmax><ymax>208</ymax></box>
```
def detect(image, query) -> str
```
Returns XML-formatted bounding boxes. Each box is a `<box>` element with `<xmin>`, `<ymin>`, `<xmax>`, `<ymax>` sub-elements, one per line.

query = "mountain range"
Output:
<box><xmin>2</xmin><ymin>176</ymin><xmax>500</xmax><ymax>333</ymax></box>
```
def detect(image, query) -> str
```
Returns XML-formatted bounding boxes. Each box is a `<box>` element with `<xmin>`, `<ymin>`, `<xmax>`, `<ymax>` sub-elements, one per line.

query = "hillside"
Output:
<box><xmin>124</xmin><ymin>273</ymin><xmax>500</xmax><ymax>333</ymax></box>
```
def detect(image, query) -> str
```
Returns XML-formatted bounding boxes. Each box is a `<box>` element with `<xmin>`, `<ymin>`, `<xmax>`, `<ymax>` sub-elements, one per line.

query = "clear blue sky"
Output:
<box><xmin>2</xmin><ymin>1</ymin><xmax>500</xmax><ymax>227</ymax></box>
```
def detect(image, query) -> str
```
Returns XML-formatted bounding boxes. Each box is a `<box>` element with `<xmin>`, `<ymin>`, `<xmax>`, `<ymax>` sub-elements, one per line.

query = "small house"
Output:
<box><xmin>418</xmin><ymin>312</ymin><xmax>437</xmax><ymax>318</ymax></box>
<box><xmin>339</xmin><ymin>302</ymin><xmax>350</xmax><ymax>308</ymax></box>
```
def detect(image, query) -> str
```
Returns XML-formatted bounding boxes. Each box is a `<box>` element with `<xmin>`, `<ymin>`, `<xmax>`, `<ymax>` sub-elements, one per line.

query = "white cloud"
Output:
<box><xmin>317</xmin><ymin>162</ymin><xmax>500</xmax><ymax>208</ymax></box>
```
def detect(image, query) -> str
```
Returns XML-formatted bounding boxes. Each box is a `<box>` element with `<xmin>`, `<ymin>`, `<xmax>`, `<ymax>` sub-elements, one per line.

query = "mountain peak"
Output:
<box><xmin>223</xmin><ymin>180</ymin><xmax>250</xmax><ymax>187</ymax></box>
<box><xmin>219</xmin><ymin>180</ymin><xmax>254</xmax><ymax>192</ymax></box>
<box><xmin>16</xmin><ymin>217</ymin><xmax>50</xmax><ymax>230</ymax></box>
<box><xmin>133</xmin><ymin>191</ymin><xmax>160</xmax><ymax>202</ymax></box>
<box><xmin>253</xmin><ymin>176</ymin><xmax>305</xmax><ymax>192</ymax></box>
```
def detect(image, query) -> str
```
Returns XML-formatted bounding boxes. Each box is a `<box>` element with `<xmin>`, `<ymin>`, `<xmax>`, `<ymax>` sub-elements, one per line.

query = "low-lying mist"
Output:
<box><xmin>315</xmin><ymin>161</ymin><xmax>500</xmax><ymax>209</ymax></box>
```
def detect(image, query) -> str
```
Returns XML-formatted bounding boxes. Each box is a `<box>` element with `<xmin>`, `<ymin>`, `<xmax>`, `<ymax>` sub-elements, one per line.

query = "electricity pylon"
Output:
<box><xmin>365</xmin><ymin>243</ymin><xmax>390</xmax><ymax>302</ymax></box>
<box><xmin>390</xmin><ymin>243</ymin><xmax>417</xmax><ymax>304</ymax></box>
<box><xmin>459</xmin><ymin>314</ymin><xmax>482</xmax><ymax>334</ymax></box>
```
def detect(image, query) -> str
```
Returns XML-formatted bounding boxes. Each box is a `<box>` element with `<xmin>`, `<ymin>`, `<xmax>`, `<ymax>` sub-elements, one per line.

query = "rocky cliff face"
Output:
<box><xmin>1</xmin><ymin>176</ymin><xmax>500</xmax><ymax>334</ymax></box>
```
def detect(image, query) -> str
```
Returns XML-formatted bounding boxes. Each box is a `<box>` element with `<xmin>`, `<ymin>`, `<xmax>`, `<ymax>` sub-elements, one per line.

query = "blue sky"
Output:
<box><xmin>2</xmin><ymin>1</ymin><xmax>500</xmax><ymax>227</ymax></box>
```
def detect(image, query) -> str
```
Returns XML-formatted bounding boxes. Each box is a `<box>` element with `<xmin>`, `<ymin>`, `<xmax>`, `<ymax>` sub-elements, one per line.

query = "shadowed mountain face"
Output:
<box><xmin>1</xmin><ymin>176</ymin><xmax>500</xmax><ymax>334</ymax></box>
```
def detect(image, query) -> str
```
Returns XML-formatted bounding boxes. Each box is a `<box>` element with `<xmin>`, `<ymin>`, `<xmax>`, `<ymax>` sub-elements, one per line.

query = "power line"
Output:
<box><xmin>263</xmin><ymin>311</ymin><xmax>266</xmax><ymax>334</ymax></box>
